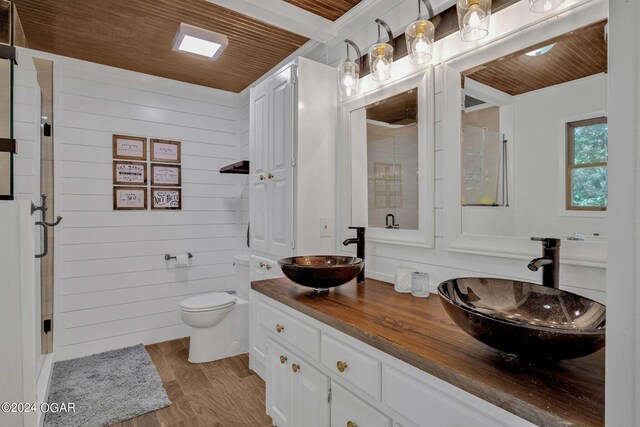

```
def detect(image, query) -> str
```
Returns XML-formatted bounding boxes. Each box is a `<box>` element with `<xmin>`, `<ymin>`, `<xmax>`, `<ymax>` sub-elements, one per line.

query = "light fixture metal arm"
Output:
<box><xmin>375</xmin><ymin>18</ymin><xmax>394</xmax><ymax>47</ymax></box>
<box><xmin>344</xmin><ymin>39</ymin><xmax>362</xmax><ymax>64</ymax></box>
<box><xmin>420</xmin><ymin>0</ymin><xmax>435</xmax><ymax>19</ymax></box>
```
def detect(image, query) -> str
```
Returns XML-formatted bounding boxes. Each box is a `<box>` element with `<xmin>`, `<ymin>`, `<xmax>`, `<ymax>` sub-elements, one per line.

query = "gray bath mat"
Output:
<box><xmin>44</xmin><ymin>344</ymin><xmax>171</xmax><ymax>427</ymax></box>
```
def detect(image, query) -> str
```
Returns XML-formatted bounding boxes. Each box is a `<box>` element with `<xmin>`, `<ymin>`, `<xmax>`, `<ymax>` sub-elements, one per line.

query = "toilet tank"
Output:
<box><xmin>234</xmin><ymin>254</ymin><xmax>250</xmax><ymax>299</ymax></box>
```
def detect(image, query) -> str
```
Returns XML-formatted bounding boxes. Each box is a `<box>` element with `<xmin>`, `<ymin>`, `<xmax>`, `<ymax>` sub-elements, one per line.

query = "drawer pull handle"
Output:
<box><xmin>279</xmin><ymin>355</ymin><xmax>287</xmax><ymax>364</ymax></box>
<box><xmin>347</xmin><ymin>421</ymin><xmax>357</xmax><ymax>427</ymax></box>
<box><xmin>259</xmin><ymin>174</ymin><xmax>265</xmax><ymax>181</ymax></box>
<box><xmin>259</xmin><ymin>262</ymin><xmax>266</xmax><ymax>268</ymax></box>
<box><xmin>268</xmin><ymin>173</ymin><xmax>274</xmax><ymax>179</ymax></box>
<box><xmin>275</xmin><ymin>324</ymin><xmax>285</xmax><ymax>333</ymax></box>
<box><xmin>265</xmin><ymin>264</ymin><xmax>272</xmax><ymax>270</ymax></box>
<box><xmin>336</xmin><ymin>361</ymin><xmax>348</xmax><ymax>372</ymax></box>
<box><xmin>292</xmin><ymin>363</ymin><xmax>300</xmax><ymax>373</ymax></box>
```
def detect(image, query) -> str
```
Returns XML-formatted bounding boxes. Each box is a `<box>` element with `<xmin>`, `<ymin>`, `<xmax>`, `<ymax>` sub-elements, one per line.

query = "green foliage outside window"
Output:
<box><xmin>568</xmin><ymin>119</ymin><xmax>608</xmax><ymax>209</ymax></box>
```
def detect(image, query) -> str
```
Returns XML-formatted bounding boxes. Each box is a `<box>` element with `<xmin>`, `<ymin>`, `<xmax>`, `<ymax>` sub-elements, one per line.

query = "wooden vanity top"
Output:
<box><xmin>252</xmin><ymin>277</ymin><xmax>604</xmax><ymax>427</ymax></box>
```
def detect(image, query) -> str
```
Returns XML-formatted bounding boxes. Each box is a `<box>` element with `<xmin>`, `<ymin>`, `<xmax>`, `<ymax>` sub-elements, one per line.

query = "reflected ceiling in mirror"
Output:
<box><xmin>462</xmin><ymin>20</ymin><xmax>607</xmax><ymax>95</ymax></box>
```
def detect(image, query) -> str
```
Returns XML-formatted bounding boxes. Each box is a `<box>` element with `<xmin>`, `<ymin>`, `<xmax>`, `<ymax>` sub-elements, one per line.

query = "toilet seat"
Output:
<box><xmin>180</xmin><ymin>292</ymin><xmax>236</xmax><ymax>313</ymax></box>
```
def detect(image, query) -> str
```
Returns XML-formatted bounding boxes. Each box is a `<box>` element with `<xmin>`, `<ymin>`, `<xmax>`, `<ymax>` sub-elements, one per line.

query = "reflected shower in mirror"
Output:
<box><xmin>459</xmin><ymin>20</ymin><xmax>608</xmax><ymax>239</ymax></box>
<box><xmin>366</xmin><ymin>89</ymin><xmax>418</xmax><ymax>230</ymax></box>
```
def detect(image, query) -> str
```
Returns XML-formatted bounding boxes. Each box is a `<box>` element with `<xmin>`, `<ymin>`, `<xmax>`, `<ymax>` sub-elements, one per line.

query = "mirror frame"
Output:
<box><xmin>340</xmin><ymin>66</ymin><xmax>435</xmax><ymax>248</ymax></box>
<box><xmin>443</xmin><ymin>5</ymin><xmax>607</xmax><ymax>268</ymax></box>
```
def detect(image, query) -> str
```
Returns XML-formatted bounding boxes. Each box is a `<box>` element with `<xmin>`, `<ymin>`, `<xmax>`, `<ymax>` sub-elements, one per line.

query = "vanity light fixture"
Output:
<box><xmin>405</xmin><ymin>0</ymin><xmax>436</xmax><ymax>65</ymax></box>
<box><xmin>338</xmin><ymin>40</ymin><xmax>361</xmax><ymax>97</ymax></box>
<box><xmin>369</xmin><ymin>19</ymin><xmax>394</xmax><ymax>82</ymax></box>
<box><xmin>529</xmin><ymin>0</ymin><xmax>565</xmax><ymax>13</ymax></box>
<box><xmin>456</xmin><ymin>0</ymin><xmax>491</xmax><ymax>42</ymax></box>
<box><xmin>172</xmin><ymin>23</ymin><xmax>228</xmax><ymax>60</ymax></box>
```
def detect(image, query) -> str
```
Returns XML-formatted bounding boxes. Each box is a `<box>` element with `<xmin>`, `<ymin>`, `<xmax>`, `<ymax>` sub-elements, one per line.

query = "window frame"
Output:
<box><xmin>565</xmin><ymin>116</ymin><xmax>608</xmax><ymax>211</ymax></box>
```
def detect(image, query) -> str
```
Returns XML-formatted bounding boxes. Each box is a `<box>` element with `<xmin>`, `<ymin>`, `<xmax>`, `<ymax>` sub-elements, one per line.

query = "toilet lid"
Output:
<box><xmin>180</xmin><ymin>292</ymin><xmax>236</xmax><ymax>312</ymax></box>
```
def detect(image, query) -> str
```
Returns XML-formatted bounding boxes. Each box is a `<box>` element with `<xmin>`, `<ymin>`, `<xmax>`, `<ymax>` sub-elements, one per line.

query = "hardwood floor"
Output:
<box><xmin>111</xmin><ymin>338</ymin><xmax>272</xmax><ymax>427</ymax></box>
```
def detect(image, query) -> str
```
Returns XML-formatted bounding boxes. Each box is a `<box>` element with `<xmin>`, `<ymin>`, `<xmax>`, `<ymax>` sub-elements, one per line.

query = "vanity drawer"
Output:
<box><xmin>321</xmin><ymin>333</ymin><xmax>381</xmax><ymax>401</ymax></box>
<box><xmin>331</xmin><ymin>382</ymin><xmax>390</xmax><ymax>427</ymax></box>
<box><xmin>383</xmin><ymin>364</ymin><xmax>533</xmax><ymax>427</ymax></box>
<box><xmin>258</xmin><ymin>300</ymin><xmax>320</xmax><ymax>360</ymax></box>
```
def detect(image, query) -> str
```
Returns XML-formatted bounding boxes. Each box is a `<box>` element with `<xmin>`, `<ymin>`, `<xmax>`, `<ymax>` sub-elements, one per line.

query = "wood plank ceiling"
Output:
<box><xmin>12</xmin><ymin>0</ymin><xmax>309</xmax><ymax>92</ymax></box>
<box><xmin>284</xmin><ymin>0</ymin><xmax>362</xmax><ymax>21</ymax></box>
<box><xmin>463</xmin><ymin>20</ymin><xmax>608</xmax><ymax>96</ymax></box>
<box><xmin>366</xmin><ymin>89</ymin><xmax>417</xmax><ymax>125</ymax></box>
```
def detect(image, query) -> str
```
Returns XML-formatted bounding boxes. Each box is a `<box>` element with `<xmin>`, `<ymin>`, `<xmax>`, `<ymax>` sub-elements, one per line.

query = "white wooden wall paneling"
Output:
<box><xmin>13</xmin><ymin>49</ymin><xmax>250</xmax><ymax>360</ymax></box>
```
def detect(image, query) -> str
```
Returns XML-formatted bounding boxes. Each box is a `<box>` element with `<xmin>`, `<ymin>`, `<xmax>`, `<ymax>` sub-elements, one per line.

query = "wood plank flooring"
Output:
<box><xmin>111</xmin><ymin>338</ymin><xmax>272</xmax><ymax>427</ymax></box>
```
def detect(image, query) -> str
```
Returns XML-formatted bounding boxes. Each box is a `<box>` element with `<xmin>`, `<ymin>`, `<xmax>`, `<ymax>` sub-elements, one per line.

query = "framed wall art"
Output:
<box><xmin>113</xmin><ymin>186</ymin><xmax>147</xmax><ymax>210</ymax></box>
<box><xmin>151</xmin><ymin>187</ymin><xmax>181</xmax><ymax>210</ymax></box>
<box><xmin>150</xmin><ymin>139</ymin><xmax>181</xmax><ymax>163</ymax></box>
<box><xmin>151</xmin><ymin>163</ymin><xmax>181</xmax><ymax>187</ymax></box>
<box><xmin>113</xmin><ymin>161</ymin><xmax>147</xmax><ymax>185</ymax></box>
<box><xmin>113</xmin><ymin>135</ymin><xmax>147</xmax><ymax>161</ymax></box>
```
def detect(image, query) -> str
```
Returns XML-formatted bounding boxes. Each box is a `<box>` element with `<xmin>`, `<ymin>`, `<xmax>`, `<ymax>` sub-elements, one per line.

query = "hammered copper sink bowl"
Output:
<box><xmin>438</xmin><ymin>278</ymin><xmax>606</xmax><ymax>360</ymax></box>
<box><xmin>278</xmin><ymin>256</ymin><xmax>364</xmax><ymax>293</ymax></box>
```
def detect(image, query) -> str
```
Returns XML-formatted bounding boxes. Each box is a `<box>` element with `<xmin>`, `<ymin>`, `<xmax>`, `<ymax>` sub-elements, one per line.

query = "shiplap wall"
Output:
<box><xmin>50</xmin><ymin>54</ymin><xmax>244</xmax><ymax>360</ymax></box>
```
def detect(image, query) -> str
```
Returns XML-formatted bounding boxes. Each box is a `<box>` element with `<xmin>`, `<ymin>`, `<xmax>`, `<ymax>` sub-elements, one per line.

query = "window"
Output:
<box><xmin>566</xmin><ymin>117</ymin><xmax>608</xmax><ymax>210</ymax></box>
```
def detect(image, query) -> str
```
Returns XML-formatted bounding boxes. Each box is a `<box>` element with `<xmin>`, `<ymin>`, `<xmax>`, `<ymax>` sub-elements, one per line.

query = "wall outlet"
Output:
<box><xmin>320</xmin><ymin>217</ymin><xmax>330</xmax><ymax>237</ymax></box>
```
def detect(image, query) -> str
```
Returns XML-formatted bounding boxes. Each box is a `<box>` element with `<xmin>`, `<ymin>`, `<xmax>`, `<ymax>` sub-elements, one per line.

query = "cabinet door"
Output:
<box><xmin>268</xmin><ymin>66</ymin><xmax>294</xmax><ymax>258</ymax></box>
<box><xmin>267</xmin><ymin>339</ymin><xmax>293</xmax><ymax>427</ymax></box>
<box><xmin>331</xmin><ymin>382</ymin><xmax>391</xmax><ymax>427</ymax></box>
<box><xmin>250</xmin><ymin>80</ymin><xmax>270</xmax><ymax>253</ymax></box>
<box><xmin>292</xmin><ymin>358</ymin><xmax>330</xmax><ymax>427</ymax></box>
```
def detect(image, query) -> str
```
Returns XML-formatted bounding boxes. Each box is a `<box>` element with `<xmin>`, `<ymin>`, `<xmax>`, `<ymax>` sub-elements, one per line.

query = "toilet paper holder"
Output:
<box><xmin>165</xmin><ymin>253</ymin><xmax>193</xmax><ymax>261</ymax></box>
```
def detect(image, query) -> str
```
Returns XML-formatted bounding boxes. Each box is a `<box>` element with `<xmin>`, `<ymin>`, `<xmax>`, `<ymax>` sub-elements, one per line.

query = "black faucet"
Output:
<box><xmin>343</xmin><ymin>226</ymin><xmax>365</xmax><ymax>283</ymax></box>
<box><xmin>385</xmin><ymin>213</ymin><xmax>399</xmax><ymax>229</ymax></box>
<box><xmin>528</xmin><ymin>237</ymin><xmax>561</xmax><ymax>288</ymax></box>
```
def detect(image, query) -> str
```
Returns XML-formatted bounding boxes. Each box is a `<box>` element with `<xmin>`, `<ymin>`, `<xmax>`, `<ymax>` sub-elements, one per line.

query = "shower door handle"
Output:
<box><xmin>35</xmin><ymin>221</ymin><xmax>48</xmax><ymax>259</ymax></box>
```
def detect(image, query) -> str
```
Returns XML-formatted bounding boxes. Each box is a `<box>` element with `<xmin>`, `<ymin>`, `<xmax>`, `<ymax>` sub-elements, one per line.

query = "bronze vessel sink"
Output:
<box><xmin>438</xmin><ymin>278</ymin><xmax>606</xmax><ymax>360</ymax></box>
<box><xmin>278</xmin><ymin>256</ymin><xmax>364</xmax><ymax>293</ymax></box>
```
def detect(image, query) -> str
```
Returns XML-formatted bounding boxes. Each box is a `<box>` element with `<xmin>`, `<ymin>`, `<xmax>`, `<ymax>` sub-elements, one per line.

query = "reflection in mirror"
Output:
<box><xmin>366</xmin><ymin>89</ymin><xmax>418</xmax><ymax>230</ymax></box>
<box><xmin>459</xmin><ymin>20</ymin><xmax>608</xmax><ymax>239</ymax></box>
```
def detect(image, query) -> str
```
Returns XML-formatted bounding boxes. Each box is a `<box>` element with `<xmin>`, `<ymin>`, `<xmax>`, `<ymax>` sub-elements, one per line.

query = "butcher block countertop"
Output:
<box><xmin>252</xmin><ymin>277</ymin><xmax>604</xmax><ymax>427</ymax></box>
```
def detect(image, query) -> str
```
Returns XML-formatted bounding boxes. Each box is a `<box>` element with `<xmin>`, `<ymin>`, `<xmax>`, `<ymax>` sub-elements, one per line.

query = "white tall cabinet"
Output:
<box><xmin>248</xmin><ymin>57</ymin><xmax>338</xmax><ymax>378</ymax></box>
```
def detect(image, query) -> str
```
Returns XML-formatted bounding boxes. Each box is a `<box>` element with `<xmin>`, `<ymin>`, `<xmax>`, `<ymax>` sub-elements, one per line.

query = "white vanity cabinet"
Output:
<box><xmin>249</xmin><ymin>56</ymin><xmax>338</xmax><ymax>261</ymax></box>
<box><xmin>267</xmin><ymin>338</ymin><xmax>330</xmax><ymax>427</ymax></box>
<box><xmin>253</xmin><ymin>291</ymin><xmax>537</xmax><ymax>427</ymax></box>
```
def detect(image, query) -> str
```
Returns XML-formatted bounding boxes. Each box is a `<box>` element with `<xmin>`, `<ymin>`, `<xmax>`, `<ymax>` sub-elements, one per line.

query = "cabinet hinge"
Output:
<box><xmin>328</xmin><ymin>387</ymin><xmax>331</xmax><ymax>403</ymax></box>
<box><xmin>291</xmin><ymin>157</ymin><xmax>296</xmax><ymax>167</ymax></box>
<box><xmin>290</xmin><ymin>241</ymin><xmax>295</xmax><ymax>250</ymax></box>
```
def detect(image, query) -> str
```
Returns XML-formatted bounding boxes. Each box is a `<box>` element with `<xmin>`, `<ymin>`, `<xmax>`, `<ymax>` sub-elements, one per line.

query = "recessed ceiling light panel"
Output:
<box><xmin>525</xmin><ymin>43</ymin><xmax>556</xmax><ymax>57</ymax></box>
<box><xmin>173</xmin><ymin>23</ymin><xmax>228</xmax><ymax>60</ymax></box>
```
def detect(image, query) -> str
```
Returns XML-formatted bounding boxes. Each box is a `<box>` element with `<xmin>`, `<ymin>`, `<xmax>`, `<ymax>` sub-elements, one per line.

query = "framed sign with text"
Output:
<box><xmin>150</xmin><ymin>139</ymin><xmax>181</xmax><ymax>163</ymax></box>
<box><xmin>113</xmin><ymin>186</ymin><xmax>147</xmax><ymax>210</ymax></box>
<box><xmin>113</xmin><ymin>161</ymin><xmax>147</xmax><ymax>185</ymax></box>
<box><xmin>151</xmin><ymin>163</ymin><xmax>181</xmax><ymax>186</ymax></box>
<box><xmin>113</xmin><ymin>135</ymin><xmax>147</xmax><ymax>161</ymax></box>
<box><xmin>151</xmin><ymin>187</ymin><xmax>181</xmax><ymax>210</ymax></box>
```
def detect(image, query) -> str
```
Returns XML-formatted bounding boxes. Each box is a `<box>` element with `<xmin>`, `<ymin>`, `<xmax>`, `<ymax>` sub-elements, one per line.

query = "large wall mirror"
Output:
<box><xmin>444</xmin><ymin>17</ymin><xmax>608</xmax><ymax>266</ymax></box>
<box><xmin>345</xmin><ymin>68</ymin><xmax>434</xmax><ymax>247</ymax></box>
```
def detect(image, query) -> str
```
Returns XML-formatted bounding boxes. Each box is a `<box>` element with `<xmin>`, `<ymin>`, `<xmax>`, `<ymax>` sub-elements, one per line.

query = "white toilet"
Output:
<box><xmin>180</xmin><ymin>254</ymin><xmax>250</xmax><ymax>363</ymax></box>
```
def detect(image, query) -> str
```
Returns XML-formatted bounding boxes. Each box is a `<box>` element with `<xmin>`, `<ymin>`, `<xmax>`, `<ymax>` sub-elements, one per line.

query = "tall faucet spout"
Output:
<box><xmin>528</xmin><ymin>257</ymin><xmax>553</xmax><ymax>271</ymax></box>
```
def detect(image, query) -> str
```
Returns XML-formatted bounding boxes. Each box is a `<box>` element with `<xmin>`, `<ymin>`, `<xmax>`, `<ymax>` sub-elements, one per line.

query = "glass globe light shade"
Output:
<box><xmin>529</xmin><ymin>0</ymin><xmax>565</xmax><ymax>13</ymax></box>
<box><xmin>338</xmin><ymin>59</ymin><xmax>359</xmax><ymax>97</ymax></box>
<box><xmin>368</xmin><ymin>43</ymin><xmax>394</xmax><ymax>82</ymax></box>
<box><xmin>457</xmin><ymin>0</ymin><xmax>491</xmax><ymax>42</ymax></box>
<box><xmin>405</xmin><ymin>19</ymin><xmax>435</xmax><ymax>65</ymax></box>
